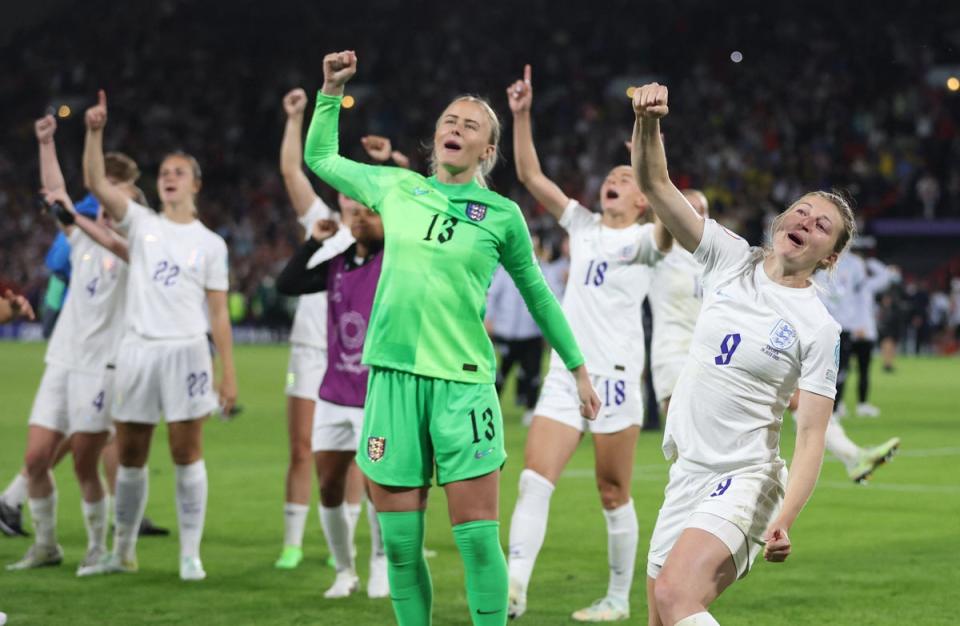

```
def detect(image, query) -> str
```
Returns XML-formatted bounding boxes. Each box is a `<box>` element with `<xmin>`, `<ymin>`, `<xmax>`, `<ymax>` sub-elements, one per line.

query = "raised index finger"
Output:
<box><xmin>523</xmin><ymin>64</ymin><xmax>532</xmax><ymax>85</ymax></box>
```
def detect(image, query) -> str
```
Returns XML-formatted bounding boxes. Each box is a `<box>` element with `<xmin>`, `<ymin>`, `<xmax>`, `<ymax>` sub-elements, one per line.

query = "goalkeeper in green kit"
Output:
<box><xmin>305</xmin><ymin>50</ymin><xmax>601</xmax><ymax>625</ymax></box>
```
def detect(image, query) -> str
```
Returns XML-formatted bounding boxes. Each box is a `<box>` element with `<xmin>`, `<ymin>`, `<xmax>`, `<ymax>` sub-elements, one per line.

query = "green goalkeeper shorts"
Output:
<box><xmin>358</xmin><ymin>366</ymin><xmax>506</xmax><ymax>487</ymax></box>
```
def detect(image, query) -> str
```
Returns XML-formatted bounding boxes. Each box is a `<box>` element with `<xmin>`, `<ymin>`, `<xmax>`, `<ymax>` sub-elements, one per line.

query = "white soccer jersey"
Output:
<box><xmin>817</xmin><ymin>252</ymin><xmax>863</xmax><ymax>332</ymax></box>
<box><xmin>663</xmin><ymin>219</ymin><xmax>841</xmax><ymax>472</ymax></box>
<box><xmin>289</xmin><ymin>198</ymin><xmax>355</xmax><ymax>348</ymax></box>
<box><xmin>649</xmin><ymin>246</ymin><xmax>704</xmax><ymax>371</ymax></box>
<box><xmin>117</xmin><ymin>200</ymin><xmax>228</xmax><ymax>339</ymax></box>
<box><xmin>547</xmin><ymin>200</ymin><xmax>663</xmax><ymax>380</ymax></box>
<box><xmin>45</xmin><ymin>228</ymin><xmax>127</xmax><ymax>373</ymax></box>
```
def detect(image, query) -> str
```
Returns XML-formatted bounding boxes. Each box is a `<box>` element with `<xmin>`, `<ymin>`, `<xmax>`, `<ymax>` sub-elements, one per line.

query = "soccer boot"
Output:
<box><xmin>508</xmin><ymin>579</ymin><xmax>528</xmax><ymax>620</ymax></box>
<box><xmin>0</xmin><ymin>500</ymin><xmax>28</xmax><ymax>537</ymax></box>
<box><xmin>367</xmin><ymin>555</ymin><xmax>389</xmax><ymax>598</ymax></box>
<box><xmin>76</xmin><ymin>546</ymin><xmax>108</xmax><ymax>576</ymax></box>
<box><xmin>571</xmin><ymin>596</ymin><xmax>630</xmax><ymax>622</ymax></box>
<box><xmin>6</xmin><ymin>543</ymin><xmax>64</xmax><ymax>570</ymax></box>
<box><xmin>324</xmin><ymin>570</ymin><xmax>360</xmax><ymax>598</ymax></box>
<box><xmin>180</xmin><ymin>556</ymin><xmax>207</xmax><ymax>581</ymax></box>
<box><xmin>855</xmin><ymin>403</ymin><xmax>881</xmax><ymax>418</ymax></box>
<box><xmin>848</xmin><ymin>437</ymin><xmax>901</xmax><ymax>483</ymax></box>
<box><xmin>274</xmin><ymin>546</ymin><xmax>304</xmax><ymax>569</ymax></box>
<box><xmin>139</xmin><ymin>516</ymin><xmax>170</xmax><ymax>536</ymax></box>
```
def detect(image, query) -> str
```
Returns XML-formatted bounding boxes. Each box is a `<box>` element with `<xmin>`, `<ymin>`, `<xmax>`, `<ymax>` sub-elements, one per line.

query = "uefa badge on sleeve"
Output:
<box><xmin>367</xmin><ymin>437</ymin><xmax>386</xmax><ymax>462</ymax></box>
<box><xmin>465</xmin><ymin>202</ymin><xmax>487</xmax><ymax>222</ymax></box>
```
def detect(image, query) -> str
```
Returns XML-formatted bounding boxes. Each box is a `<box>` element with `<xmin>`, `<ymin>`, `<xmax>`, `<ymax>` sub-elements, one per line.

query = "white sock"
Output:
<box><xmin>825</xmin><ymin>416</ymin><xmax>861</xmax><ymax>468</ymax></box>
<box><xmin>81</xmin><ymin>497</ymin><xmax>108</xmax><ymax>551</ymax></box>
<box><xmin>603</xmin><ymin>499</ymin><xmax>639</xmax><ymax>604</ymax></box>
<box><xmin>319</xmin><ymin>504</ymin><xmax>354</xmax><ymax>573</ymax></box>
<box><xmin>114</xmin><ymin>465</ymin><xmax>148</xmax><ymax>562</ymax></box>
<box><xmin>175</xmin><ymin>460</ymin><xmax>208</xmax><ymax>560</ymax></box>
<box><xmin>367</xmin><ymin>500</ymin><xmax>384</xmax><ymax>560</ymax></box>
<box><xmin>675</xmin><ymin>610</ymin><xmax>721</xmax><ymax>625</ymax></box>
<box><xmin>283</xmin><ymin>502</ymin><xmax>309</xmax><ymax>548</ymax></box>
<box><xmin>345</xmin><ymin>501</ymin><xmax>362</xmax><ymax>548</ymax></box>
<box><xmin>2</xmin><ymin>473</ymin><xmax>28</xmax><ymax>507</ymax></box>
<box><xmin>28</xmin><ymin>492</ymin><xmax>57</xmax><ymax>548</ymax></box>
<box><xmin>507</xmin><ymin>469</ymin><xmax>555</xmax><ymax>590</ymax></box>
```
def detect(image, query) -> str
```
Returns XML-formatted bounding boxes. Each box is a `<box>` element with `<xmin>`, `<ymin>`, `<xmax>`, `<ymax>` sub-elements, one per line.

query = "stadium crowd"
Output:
<box><xmin>1</xmin><ymin>0</ymin><xmax>958</xmax><ymax>349</ymax></box>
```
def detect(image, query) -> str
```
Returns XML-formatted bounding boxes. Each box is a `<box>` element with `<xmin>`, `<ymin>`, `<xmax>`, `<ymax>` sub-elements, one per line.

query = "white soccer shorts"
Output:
<box><xmin>112</xmin><ymin>333</ymin><xmax>218</xmax><ymax>424</ymax></box>
<box><xmin>285</xmin><ymin>344</ymin><xmax>327</xmax><ymax>400</ymax></box>
<box><xmin>311</xmin><ymin>399</ymin><xmax>364</xmax><ymax>452</ymax></box>
<box><xmin>533</xmin><ymin>366</ymin><xmax>643</xmax><ymax>434</ymax></box>
<box><xmin>29</xmin><ymin>363</ymin><xmax>114</xmax><ymax>434</ymax></box>
<box><xmin>647</xmin><ymin>461</ymin><xmax>787</xmax><ymax>580</ymax></box>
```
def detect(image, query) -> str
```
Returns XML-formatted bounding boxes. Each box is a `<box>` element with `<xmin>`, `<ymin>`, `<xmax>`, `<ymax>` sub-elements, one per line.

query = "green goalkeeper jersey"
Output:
<box><xmin>304</xmin><ymin>92</ymin><xmax>584</xmax><ymax>384</ymax></box>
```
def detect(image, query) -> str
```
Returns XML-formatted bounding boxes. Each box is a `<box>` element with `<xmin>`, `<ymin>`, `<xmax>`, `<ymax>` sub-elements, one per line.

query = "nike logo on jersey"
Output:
<box><xmin>412</xmin><ymin>187</ymin><xmax>431</xmax><ymax>196</ymax></box>
<box><xmin>475</xmin><ymin>448</ymin><xmax>495</xmax><ymax>459</ymax></box>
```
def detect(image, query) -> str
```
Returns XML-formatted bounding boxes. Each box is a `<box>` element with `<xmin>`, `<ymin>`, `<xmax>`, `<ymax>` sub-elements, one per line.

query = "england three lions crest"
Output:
<box><xmin>465</xmin><ymin>202</ymin><xmax>487</xmax><ymax>222</ymax></box>
<box><xmin>367</xmin><ymin>437</ymin><xmax>386</xmax><ymax>462</ymax></box>
<box><xmin>769</xmin><ymin>319</ymin><xmax>798</xmax><ymax>351</ymax></box>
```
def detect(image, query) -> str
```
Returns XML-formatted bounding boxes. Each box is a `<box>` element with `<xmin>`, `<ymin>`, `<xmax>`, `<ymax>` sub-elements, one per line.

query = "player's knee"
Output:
<box><xmin>24</xmin><ymin>449</ymin><xmax>50</xmax><ymax>479</ymax></box>
<box><xmin>319</xmin><ymin>475</ymin><xmax>346</xmax><ymax>507</ymax></box>
<box><xmin>596</xmin><ymin>477</ymin><xmax>629</xmax><ymax>509</ymax></box>
<box><xmin>652</xmin><ymin>573</ymin><xmax>684</xmax><ymax>616</ymax></box>
<box><xmin>289</xmin><ymin>441</ymin><xmax>313</xmax><ymax>466</ymax></box>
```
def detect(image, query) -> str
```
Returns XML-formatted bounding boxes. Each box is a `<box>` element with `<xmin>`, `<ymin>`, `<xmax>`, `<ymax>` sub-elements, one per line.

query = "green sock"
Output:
<box><xmin>452</xmin><ymin>520</ymin><xmax>508</xmax><ymax>626</ymax></box>
<box><xmin>378</xmin><ymin>510</ymin><xmax>432</xmax><ymax>626</ymax></box>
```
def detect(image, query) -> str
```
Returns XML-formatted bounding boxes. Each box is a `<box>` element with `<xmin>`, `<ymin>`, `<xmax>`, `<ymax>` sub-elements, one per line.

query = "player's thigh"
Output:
<box><xmin>287</xmin><ymin>397</ymin><xmax>316</xmax><ymax>463</ymax></box>
<box><xmin>655</xmin><ymin>528</ymin><xmax>738</xmax><ymax>613</ymax></box>
<box><xmin>646</xmin><ymin>576</ymin><xmax>664</xmax><ymax>626</ymax></box>
<box><xmin>523</xmin><ymin>415</ymin><xmax>581</xmax><ymax>484</ymax></box>
<box><xmin>367</xmin><ymin>482</ymin><xmax>429</xmax><ymax>513</ymax></box>
<box><xmin>431</xmin><ymin>379</ymin><xmax>505</xmax><ymax>487</ymax></box>
<box><xmin>444</xmin><ymin>469</ymin><xmax>500</xmax><ymax>525</ymax></box>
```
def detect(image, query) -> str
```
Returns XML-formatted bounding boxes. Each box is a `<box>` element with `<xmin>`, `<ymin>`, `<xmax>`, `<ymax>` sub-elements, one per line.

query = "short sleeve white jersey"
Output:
<box><xmin>648</xmin><ymin>246</ymin><xmax>704</xmax><ymax>371</ymax></box>
<box><xmin>117</xmin><ymin>200</ymin><xmax>228</xmax><ymax>339</ymax></box>
<box><xmin>45</xmin><ymin>228</ymin><xmax>128</xmax><ymax>372</ymax></box>
<box><xmin>816</xmin><ymin>252</ymin><xmax>864</xmax><ymax>332</ymax></box>
<box><xmin>664</xmin><ymin>219</ymin><xmax>841</xmax><ymax>472</ymax></box>
<box><xmin>547</xmin><ymin>199</ymin><xmax>663</xmax><ymax>379</ymax></box>
<box><xmin>289</xmin><ymin>197</ymin><xmax>355</xmax><ymax>348</ymax></box>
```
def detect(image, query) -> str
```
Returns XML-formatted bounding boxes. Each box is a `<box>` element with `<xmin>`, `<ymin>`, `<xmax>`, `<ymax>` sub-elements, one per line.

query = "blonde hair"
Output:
<box><xmin>161</xmin><ymin>150</ymin><xmax>203</xmax><ymax>183</ymax></box>
<box><xmin>429</xmin><ymin>95</ymin><xmax>501</xmax><ymax>187</ymax></box>
<box><xmin>104</xmin><ymin>152</ymin><xmax>140</xmax><ymax>183</ymax></box>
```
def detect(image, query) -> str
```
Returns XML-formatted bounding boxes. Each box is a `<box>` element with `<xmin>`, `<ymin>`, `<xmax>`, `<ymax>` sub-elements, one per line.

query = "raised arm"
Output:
<box><xmin>506</xmin><ymin>65</ymin><xmax>569</xmax><ymax>219</ymax></box>
<box><xmin>42</xmin><ymin>189</ymin><xmax>129</xmax><ymax>262</ymax></box>
<box><xmin>83</xmin><ymin>91</ymin><xmax>129</xmax><ymax>222</ymax></box>
<box><xmin>35</xmin><ymin>115</ymin><xmax>67</xmax><ymax>193</ymax></box>
<box><xmin>763</xmin><ymin>389</ymin><xmax>831</xmax><ymax>563</ymax></box>
<box><xmin>281</xmin><ymin>88</ymin><xmax>321</xmax><ymax>216</ymax></box>
<box><xmin>631</xmin><ymin>83</ymin><xmax>704</xmax><ymax>253</ymax></box>
<box><xmin>361</xmin><ymin>135</ymin><xmax>411</xmax><ymax>169</ymax></box>
<box><xmin>304</xmin><ymin>51</ymin><xmax>401</xmax><ymax>209</ymax></box>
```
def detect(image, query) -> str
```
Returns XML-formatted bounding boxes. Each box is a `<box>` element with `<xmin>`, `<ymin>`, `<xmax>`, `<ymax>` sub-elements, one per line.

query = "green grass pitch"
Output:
<box><xmin>0</xmin><ymin>342</ymin><xmax>956</xmax><ymax>624</ymax></box>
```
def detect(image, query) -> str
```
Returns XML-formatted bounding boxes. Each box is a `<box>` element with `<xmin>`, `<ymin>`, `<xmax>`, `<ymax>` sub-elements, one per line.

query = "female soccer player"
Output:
<box><xmin>276</xmin><ymin>200</ymin><xmax>387</xmax><ymax>599</ymax></box>
<box><xmin>503</xmin><ymin>65</ymin><xmax>671</xmax><ymax>622</ymax></box>
<box><xmin>632</xmin><ymin>83</ymin><xmax>852</xmax><ymax>626</ymax></box>
<box><xmin>276</xmin><ymin>87</ymin><xmax>355</xmax><ymax>570</ymax></box>
<box><xmin>82</xmin><ymin>90</ymin><xmax>237</xmax><ymax>581</ymax></box>
<box><xmin>305</xmin><ymin>51</ymin><xmax>599</xmax><ymax>626</ymax></box>
<box><xmin>6</xmin><ymin>114</ymin><xmax>141</xmax><ymax>574</ymax></box>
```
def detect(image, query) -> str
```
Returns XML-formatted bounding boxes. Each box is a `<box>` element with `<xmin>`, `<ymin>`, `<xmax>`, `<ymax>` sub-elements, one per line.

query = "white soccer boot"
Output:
<box><xmin>508</xmin><ymin>578</ymin><xmax>528</xmax><ymax>620</ymax></box>
<box><xmin>6</xmin><ymin>543</ymin><xmax>63</xmax><ymax>570</ymax></box>
<box><xmin>324</xmin><ymin>570</ymin><xmax>360</xmax><ymax>598</ymax></box>
<box><xmin>367</xmin><ymin>555</ymin><xmax>389</xmax><ymax>598</ymax></box>
<box><xmin>76</xmin><ymin>546</ymin><xmax>108</xmax><ymax>576</ymax></box>
<box><xmin>856</xmin><ymin>403</ymin><xmax>881</xmax><ymax>418</ymax></box>
<box><xmin>571</xmin><ymin>596</ymin><xmax>630</xmax><ymax>622</ymax></box>
<box><xmin>180</xmin><ymin>556</ymin><xmax>207</xmax><ymax>581</ymax></box>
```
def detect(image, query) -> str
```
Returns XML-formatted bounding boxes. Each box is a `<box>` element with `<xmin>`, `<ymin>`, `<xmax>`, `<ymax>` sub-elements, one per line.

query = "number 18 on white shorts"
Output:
<box><xmin>533</xmin><ymin>366</ymin><xmax>643</xmax><ymax>433</ymax></box>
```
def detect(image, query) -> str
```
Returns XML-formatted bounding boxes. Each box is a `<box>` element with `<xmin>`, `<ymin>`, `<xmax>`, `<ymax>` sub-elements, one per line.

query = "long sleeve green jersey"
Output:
<box><xmin>304</xmin><ymin>92</ymin><xmax>584</xmax><ymax>384</ymax></box>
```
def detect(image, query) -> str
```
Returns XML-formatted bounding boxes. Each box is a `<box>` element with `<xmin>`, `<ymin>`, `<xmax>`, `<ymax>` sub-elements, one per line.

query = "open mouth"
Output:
<box><xmin>787</xmin><ymin>232</ymin><xmax>804</xmax><ymax>246</ymax></box>
<box><xmin>605</xmin><ymin>189</ymin><xmax>620</xmax><ymax>200</ymax></box>
<box><xmin>163</xmin><ymin>185</ymin><xmax>176</xmax><ymax>194</ymax></box>
<box><xmin>443</xmin><ymin>140</ymin><xmax>462</xmax><ymax>152</ymax></box>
